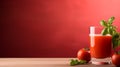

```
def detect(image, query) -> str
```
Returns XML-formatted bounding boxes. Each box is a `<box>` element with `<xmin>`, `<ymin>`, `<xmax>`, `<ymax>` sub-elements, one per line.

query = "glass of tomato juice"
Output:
<box><xmin>89</xmin><ymin>26</ymin><xmax>112</xmax><ymax>64</ymax></box>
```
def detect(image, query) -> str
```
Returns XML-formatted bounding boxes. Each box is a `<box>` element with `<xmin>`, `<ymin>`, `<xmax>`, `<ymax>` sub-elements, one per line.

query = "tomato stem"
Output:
<box><xmin>83</xmin><ymin>48</ymin><xmax>90</xmax><ymax>51</ymax></box>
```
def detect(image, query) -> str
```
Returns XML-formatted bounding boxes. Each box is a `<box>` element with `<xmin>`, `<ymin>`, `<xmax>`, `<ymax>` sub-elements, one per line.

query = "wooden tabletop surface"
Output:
<box><xmin>0</xmin><ymin>58</ymin><xmax>115</xmax><ymax>67</ymax></box>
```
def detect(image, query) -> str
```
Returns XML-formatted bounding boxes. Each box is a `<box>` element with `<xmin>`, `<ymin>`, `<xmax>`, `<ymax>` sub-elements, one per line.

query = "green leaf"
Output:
<box><xmin>79</xmin><ymin>60</ymin><xmax>87</xmax><ymax>64</ymax></box>
<box><xmin>112</xmin><ymin>33</ymin><xmax>120</xmax><ymax>49</ymax></box>
<box><xmin>109</xmin><ymin>26</ymin><xmax>116</xmax><ymax>35</ymax></box>
<box><xmin>112</xmin><ymin>40</ymin><xmax>118</xmax><ymax>49</ymax></box>
<box><xmin>70</xmin><ymin>59</ymin><xmax>76</xmax><ymax>66</ymax></box>
<box><xmin>108</xmin><ymin>16</ymin><xmax>115</xmax><ymax>24</ymax></box>
<box><xmin>101</xmin><ymin>28</ymin><xmax>108</xmax><ymax>35</ymax></box>
<box><xmin>118</xmin><ymin>40</ymin><xmax>120</xmax><ymax>45</ymax></box>
<box><xmin>100</xmin><ymin>20</ymin><xmax>108</xmax><ymax>27</ymax></box>
<box><xmin>107</xmin><ymin>27</ymin><xmax>110</xmax><ymax>34</ymax></box>
<box><xmin>110</xmin><ymin>29</ymin><xmax>113</xmax><ymax>35</ymax></box>
<box><xmin>74</xmin><ymin>59</ymin><xmax>79</xmax><ymax>64</ymax></box>
<box><xmin>70</xmin><ymin>59</ymin><xmax>80</xmax><ymax>66</ymax></box>
<box><xmin>70</xmin><ymin>59</ymin><xmax>87</xmax><ymax>66</ymax></box>
<box><xmin>112</xmin><ymin>33</ymin><xmax>119</xmax><ymax>49</ymax></box>
<box><xmin>113</xmin><ymin>33</ymin><xmax>119</xmax><ymax>39</ymax></box>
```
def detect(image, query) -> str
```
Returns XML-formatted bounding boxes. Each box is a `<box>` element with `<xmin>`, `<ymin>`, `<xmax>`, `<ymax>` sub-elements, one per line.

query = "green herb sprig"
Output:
<box><xmin>70</xmin><ymin>59</ymin><xmax>87</xmax><ymax>66</ymax></box>
<box><xmin>100</xmin><ymin>16</ymin><xmax>120</xmax><ymax>49</ymax></box>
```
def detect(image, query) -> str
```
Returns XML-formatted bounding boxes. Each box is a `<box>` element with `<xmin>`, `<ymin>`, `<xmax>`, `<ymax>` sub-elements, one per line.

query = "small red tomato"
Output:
<box><xmin>77</xmin><ymin>48</ymin><xmax>91</xmax><ymax>63</ymax></box>
<box><xmin>112</xmin><ymin>53</ymin><xmax>120</xmax><ymax>66</ymax></box>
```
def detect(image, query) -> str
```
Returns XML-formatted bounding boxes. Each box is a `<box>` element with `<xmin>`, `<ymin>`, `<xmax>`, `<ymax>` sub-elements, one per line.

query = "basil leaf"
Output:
<box><xmin>112</xmin><ymin>40</ymin><xmax>118</xmax><ymax>49</ymax></box>
<box><xmin>100</xmin><ymin>20</ymin><xmax>108</xmax><ymax>27</ymax></box>
<box><xmin>70</xmin><ymin>59</ymin><xmax>76</xmax><ymax>66</ymax></box>
<box><xmin>113</xmin><ymin>33</ymin><xmax>119</xmax><ymax>39</ymax></box>
<box><xmin>74</xmin><ymin>59</ymin><xmax>79</xmax><ymax>64</ymax></box>
<box><xmin>70</xmin><ymin>59</ymin><xmax>87</xmax><ymax>66</ymax></box>
<box><xmin>118</xmin><ymin>40</ymin><xmax>120</xmax><ymax>46</ymax></box>
<box><xmin>108</xmin><ymin>27</ymin><xmax>113</xmax><ymax>35</ymax></box>
<box><xmin>79</xmin><ymin>60</ymin><xmax>87</xmax><ymax>64</ymax></box>
<box><xmin>112</xmin><ymin>33</ymin><xmax>120</xmax><ymax>49</ymax></box>
<box><xmin>108</xmin><ymin>16</ymin><xmax>115</xmax><ymax>24</ymax></box>
<box><xmin>107</xmin><ymin>27</ymin><xmax>110</xmax><ymax>34</ymax></box>
<box><xmin>101</xmin><ymin>28</ymin><xmax>108</xmax><ymax>35</ymax></box>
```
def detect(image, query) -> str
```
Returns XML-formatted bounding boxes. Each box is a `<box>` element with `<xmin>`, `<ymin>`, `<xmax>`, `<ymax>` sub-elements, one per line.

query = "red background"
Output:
<box><xmin>1</xmin><ymin>0</ymin><xmax>120</xmax><ymax>57</ymax></box>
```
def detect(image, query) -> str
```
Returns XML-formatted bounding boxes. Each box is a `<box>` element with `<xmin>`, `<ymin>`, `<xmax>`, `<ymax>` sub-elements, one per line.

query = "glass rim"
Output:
<box><xmin>90</xmin><ymin>26</ymin><xmax>104</xmax><ymax>28</ymax></box>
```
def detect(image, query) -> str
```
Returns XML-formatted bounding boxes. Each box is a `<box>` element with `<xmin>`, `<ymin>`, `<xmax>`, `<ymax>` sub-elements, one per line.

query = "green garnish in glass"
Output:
<box><xmin>100</xmin><ymin>16</ymin><xmax>120</xmax><ymax>50</ymax></box>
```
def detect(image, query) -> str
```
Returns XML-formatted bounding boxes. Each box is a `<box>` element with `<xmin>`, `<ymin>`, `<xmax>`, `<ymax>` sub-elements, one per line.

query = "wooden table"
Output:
<box><xmin>0</xmin><ymin>58</ymin><xmax>115</xmax><ymax>67</ymax></box>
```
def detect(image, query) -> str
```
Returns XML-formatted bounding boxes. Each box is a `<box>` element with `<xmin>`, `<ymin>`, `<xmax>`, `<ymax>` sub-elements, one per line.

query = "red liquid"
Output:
<box><xmin>90</xmin><ymin>35</ymin><xmax>112</xmax><ymax>58</ymax></box>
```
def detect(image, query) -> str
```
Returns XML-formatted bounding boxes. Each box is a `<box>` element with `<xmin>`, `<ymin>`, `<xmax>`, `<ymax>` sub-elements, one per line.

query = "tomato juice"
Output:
<box><xmin>90</xmin><ymin>34</ymin><xmax>112</xmax><ymax>58</ymax></box>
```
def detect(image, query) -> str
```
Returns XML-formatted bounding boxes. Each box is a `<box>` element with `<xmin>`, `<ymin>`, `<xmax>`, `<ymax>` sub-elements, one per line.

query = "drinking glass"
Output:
<box><xmin>89</xmin><ymin>26</ymin><xmax>112</xmax><ymax>64</ymax></box>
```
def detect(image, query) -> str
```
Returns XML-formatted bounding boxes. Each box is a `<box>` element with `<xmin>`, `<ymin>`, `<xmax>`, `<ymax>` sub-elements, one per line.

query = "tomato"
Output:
<box><xmin>112</xmin><ymin>54</ymin><xmax>120</xmax><ymax>66</ymax></box>
<box><xmin>77</xmin><ymin>48</ymin><xmax>91</xmax><ymax>63</ymax></box>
